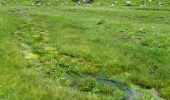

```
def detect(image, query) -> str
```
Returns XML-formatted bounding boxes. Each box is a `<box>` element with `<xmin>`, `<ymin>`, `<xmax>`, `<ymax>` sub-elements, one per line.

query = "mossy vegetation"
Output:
<box><xmin>0</xmin><ymin>1</ymin><xmax>170</xmax><ymax>100</ymax></box>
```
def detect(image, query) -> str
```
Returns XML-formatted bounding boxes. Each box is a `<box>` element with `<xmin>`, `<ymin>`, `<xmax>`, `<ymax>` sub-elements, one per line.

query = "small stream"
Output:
<box><xmin>96</xmin><ymin>78</ymin><xmax>162</xmax><ymax>100</ymax></box>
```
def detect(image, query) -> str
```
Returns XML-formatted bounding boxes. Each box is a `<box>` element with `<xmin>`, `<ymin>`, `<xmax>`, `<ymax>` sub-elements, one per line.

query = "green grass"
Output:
<box><xmin>30</xmin><ymin>6</ymin><xmax>170</xmax><ymax>99</ymax></box>
<box><xmin>0</xmin><ymin>5</ymin><xmax>170</xmax><ymax>100</ymax></box>
<box><xmin>0</xmin><ymin>6</ymin><xmax>113</xmax><ymax>100</ymax></box>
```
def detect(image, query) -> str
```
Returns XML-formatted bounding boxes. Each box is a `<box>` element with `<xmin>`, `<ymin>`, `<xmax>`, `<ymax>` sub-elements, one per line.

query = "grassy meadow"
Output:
<box><xmin>0</xmin><ymin>1</ymin><xmax>170</xmax><ymax>100</ymax></box>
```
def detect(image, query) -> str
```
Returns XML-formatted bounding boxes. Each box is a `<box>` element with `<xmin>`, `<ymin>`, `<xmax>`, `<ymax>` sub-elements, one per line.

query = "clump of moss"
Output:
<box><xmin>160</xmin><ymin>87</ymin><xmax>170</xmax><ymax>99</ymax></box>
<box><xmin>82</xmin><ymin>65</ymin><xmax>98</xmax><ymax>75</ymax></box>
<box><xmin>77</xmin><ymin>78</ymin><xmax>96</xmax><ymax>92</ymax></box>
<box><xmin>131</xmin><ymin>77</ymin><xmax>155</xmax><ymax>89</ymax></box>
<box><xmin>94</xmin><ymin>82</ymin><xmax>115</xmax><ymax>95</ymax></box>
<box><xmin>93</xmin><ymin>81</ymin><xmax>125</xmax><ymax>99</ymax></box>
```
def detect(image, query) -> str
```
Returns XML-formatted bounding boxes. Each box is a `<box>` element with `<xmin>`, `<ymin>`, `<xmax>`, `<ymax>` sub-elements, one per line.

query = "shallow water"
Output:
<box><xmin>97</xmin><ymin>78</ymin><xmax>161</xmax><ymax>100</ymax></box>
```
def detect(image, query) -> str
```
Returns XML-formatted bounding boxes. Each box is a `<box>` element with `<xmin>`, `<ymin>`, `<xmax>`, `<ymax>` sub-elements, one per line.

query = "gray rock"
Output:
<box><xmin>113</xmin><ymin>1</ymin><xmax>118</xmax><ymax>4</ymax></box>
<box><xmin>125</xmin><ymin>1</ymin><xmax>132</xmax><ymax>6</ymax></box>
<box><xmin>82</xmin><ymin>0</ymin><xmax>91</xmax><ymax>4</ymax></box>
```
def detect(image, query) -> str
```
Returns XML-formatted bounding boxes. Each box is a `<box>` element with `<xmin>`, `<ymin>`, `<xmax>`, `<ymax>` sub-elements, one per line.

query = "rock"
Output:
<box><xmin>82</xmin><ymin>0</ymin><xmax>91</xmax><ymax>4</ymax></box>
<box><xmin>125</xmin><ymin>1</ymin><xmax>132</xmax><ymax>6</ymax></box>
<box><xmin>158</xmin><ymin>2</ymin><xmax>162</xmax><ymax>6</ymax></box>
<box><xmin>140</xmin><ymin>5</ymin><xmax>146</xmax><ymax>7</ymax></box>
<box><xmin>84</xmin><ymin>4</ymin><xmax>92</xmax><ymax>6</ymax></box>
<box><xmin>77</xmin><ymin>1</ymin><xmax>81</xmax><ymax>5</ymax></box>
<box><xmin>114</xmin><ymin>1</ymin><xmax>118</xmax><ymax>4</ymax></box>
<box><xmin>158</xmin><ymin>2</ymin><xmax>162</xmax><ymax>5</ymax></box>
<box><xmin>97</xmin><ymin>3</ymin><xmax>101</xmax><ymax>6</ymax></box>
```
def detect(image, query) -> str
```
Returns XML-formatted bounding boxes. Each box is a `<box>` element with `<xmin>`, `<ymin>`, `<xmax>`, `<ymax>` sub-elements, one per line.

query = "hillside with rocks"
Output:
<box><xmin>0</xmin><ymin>0</ymin><xmax>170</xmax><ymax>6</ymax></box>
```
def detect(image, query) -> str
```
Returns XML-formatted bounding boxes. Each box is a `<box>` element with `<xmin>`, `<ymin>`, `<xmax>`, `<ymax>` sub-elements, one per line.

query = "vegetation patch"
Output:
<box><xmin>0</xmin><ymin>4</ymin><xmax>170</xmax><ymax>100</ymax></box>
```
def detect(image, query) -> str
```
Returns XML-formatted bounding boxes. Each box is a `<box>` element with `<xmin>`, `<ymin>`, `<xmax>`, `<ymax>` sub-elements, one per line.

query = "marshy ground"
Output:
<box><xmin>0</xmin><ymin>6</ymin><xmax>170</xmax><ymax>100</ymax></box>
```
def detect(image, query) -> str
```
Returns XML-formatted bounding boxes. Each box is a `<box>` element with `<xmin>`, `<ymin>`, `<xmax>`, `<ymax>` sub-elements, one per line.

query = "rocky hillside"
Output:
<box><xmin>0</xmin><ymin>0</ymin><xmax>170</xmax><ymax>6</ymax></box>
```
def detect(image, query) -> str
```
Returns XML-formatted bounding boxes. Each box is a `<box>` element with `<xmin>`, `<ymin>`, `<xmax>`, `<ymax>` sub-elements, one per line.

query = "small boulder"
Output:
<box><xmin>158</xmin><ymin>2</ymin><xmax>162</xmax><ymax>6</ymax></box>
<box><xmin>125</xmin><ymin>1</ymin><xmax>132</xmax><ymax>6</ymax></box>
<box><xmin>113</xmin><ymin>1</ymin><xmax>118</xmax><ymax>4</ymax></box>
<box><xmin>82</xmin><ymin>0</ymin><xmax>91</xmax><ymax>4</ymax></box>
<box><xmin>97</xmin><ymin>3</ymin><xmax>101</xmax><ymax>6</ymax></box>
